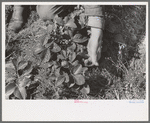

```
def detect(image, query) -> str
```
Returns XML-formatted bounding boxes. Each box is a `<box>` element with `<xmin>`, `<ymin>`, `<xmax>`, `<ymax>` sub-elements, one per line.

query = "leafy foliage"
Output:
<box><xmin>5</xmin><ymin>57</ymin><xmax>33</xmax><ymax>99</ymax></box>
<box><xmin>5</xmin><ymin>7</ymin><xmax>91</xmax><ymax>99</ymax></box>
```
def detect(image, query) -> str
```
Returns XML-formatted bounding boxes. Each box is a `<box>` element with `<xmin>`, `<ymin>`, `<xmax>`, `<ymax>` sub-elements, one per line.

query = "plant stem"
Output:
<box><xmin>5</xmin><ymin>51</ymin><xmax>15</xmax><ymax>60</ymax></box>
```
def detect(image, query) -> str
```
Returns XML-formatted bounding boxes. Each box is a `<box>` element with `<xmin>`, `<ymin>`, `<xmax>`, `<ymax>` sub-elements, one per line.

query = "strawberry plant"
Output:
<box><xmin>30</xmin><ymin>20</ymin><xmax>90</xmax><ymax>99</ymax></box>
<box><xmin>5</xmin><ymin>56</ymin><xmax>33</xmax><ymax>99</ymax></box>
<box><xmin>5</xmin><ymin>11</ymin><xmax>91</xmax><ymax>99</ymax></box>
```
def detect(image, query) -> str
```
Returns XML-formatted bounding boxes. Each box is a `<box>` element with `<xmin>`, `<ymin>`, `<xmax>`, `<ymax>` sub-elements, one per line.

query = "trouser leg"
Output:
<box><xmin>8</xmin><ymin>5</ymin><xmax>27</xmax><ymax>32</ymax></box>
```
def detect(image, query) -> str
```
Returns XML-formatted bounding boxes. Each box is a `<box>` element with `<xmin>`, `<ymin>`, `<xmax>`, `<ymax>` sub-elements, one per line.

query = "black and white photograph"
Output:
<box><xmin>2</xmin><ymin>2</ymin><xmax>148</xmax><ymax>121</ymax></box>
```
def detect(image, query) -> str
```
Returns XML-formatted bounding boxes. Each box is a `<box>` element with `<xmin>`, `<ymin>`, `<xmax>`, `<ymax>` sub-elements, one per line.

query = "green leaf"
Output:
<box><xmin>64</xmin><ymin>73</ymin><xmax>69</xmax><ymax>83</ymax></box>
<box><xmin>19</xmin><ymin>87</ymin><xmax>27</xmax><ymax>99</ymax></box>
<box><xmin>21</xmin><ymin>63</ymin><xmax>33</xmax><ymax>76</ymax></box>
<box><xmin>57</xmin><ymin>54</ymin><xmax>65</xmax><ymax>61</ymax></box>
<box><xmin>73</xmin><ymin>74</ymin><xmax>85</xmax><ymax>85</ymax></box>
<box><xmin>73</xmin><ymin>36</ymin><xmax>88</xmax><ymax>43</ymax></box>
<box><xmin>18</xmin><ymin>61</ymin><xmax>28</xmax><ymax>70</ymax></box>
<box><xmin>73</xmin><ymin>33</ymin><xmax>82</xmax><ymax>39</ymax></box>
<box><xmin>47</xmin><ymin>24</ymin><xmax>53</xmax><ymax>33</ymax></box>
<box><xmin>53</xmin><ymin>61</ymin><xmax>60</xmax><ymax>69</ymax></box>
<box><xmin>61</xmin><ymin>60</ymin><xmax>69</xmax><ymax>68</ymax></box>
<box><xmin>49</xmin><ymin>74</ymin><xmax>56</xmax><ymax>81</ymax></box>
<box><xmin>11</xmin><ymin>58</ymin><xmax>17</xmax><ymax>71</ymax></box>
<box><xmin>81</xmin><ymin>67</ymin><xmax>88</xmax><ymax>75</ymax></box>
<box><xmin>79</xmin><ymin>13</ymin><xmax>86</xmax><ymax>27</ymax></box>
<box><xmin>68</xmin><ymin>75</ymin><xmax>75</xmax><ymax>88</ymax></box>
<box><xmin>34</xmin><ymin>75</ymin><xmax>43</xmax><ymax>82</ymax></box>
<box><xmin>34</xmin><ymin>43</ymin><xmax>45</xmax><ymax>54</ymax></box>
<box><xmin>42</xmin><ymin>48</ymin><xmax>51</xmax><ymax>63</ymax></box>
<box><xmin>36</xmin><ymin>28</ymin><xmax>47</xmax><ymax>36</ymax></box>
<box><xmin>5</xmin><ymin>95</ymin><xmax>9</xmax><ymax>99</ymax></box>
<box><xmin>72</xmin><ymin>64</ymin><xmax>82</xmax><ymax>75</ymax></box>
<box><xmin>61</xmin><ymin>50</ymin><xmax>67</xmax><ymax>58</ymax></box>
<box><xmin>14</xmin><ymin>87</ymin><xmax>27</xmax><ymax>99</ymax></box>
<box><xmin>13</xmin><ymin>87</ymin><xmax>22</xmax><ymax>99</ymax></box>
<box><xmin>69</xmin><ymin>82</ymin><xmax>75</xmax><ymax>88</ymax></box>
<box><xmin>69</xmin><ymin>52</ymin><xmax>76</xmax><ymax>62</ymax></box>
<box><xmin>6</xmin><ymin>60</ymin><xmax>16</xmax><ymax>70</ymax></box>
<box><xmin>45</xmin><ymin>40</ymin><xmax>54</xmax><ymax>48</ymax></box>
<box><xmin>43</xmin><ymin>35</ymin><xmax>50</xmax><ymax>46</ymax></box>
<box><xmin>63</xmin><ymin>16</ymin><xmax>69</xmax><ymax>24</ymax></box>
<box><xmin>17</xmin><ymin>55</ymin><xmax>24</xmax><ymax>64</ymax></box>
<box><xmin>51</xmin><ymin>43</ymin><xmax>61</xmax><ymax>53</ymax></box>
<box><xmin>55</xmin><ymin>16</ymin><xmax>64</xmax><ymax>26</ymax></box>
<box><xmin>68</xmin><ymin>29</ymin><xmax>73</xmax><ymax>37</ymax></box>
<box><xmin>18</xmin><ymin>75</ymin><xmax>31</xmax><ymax>87</ymax></box>
<box><xmin>51</xmin><ymin>65</ymin><xmax>55</xmax><ymax>74</ymax></box>
<box><xmin>77</xmin><ymin>52</ymin><xmax>89</xmax><ymax>59</ymax></box>
<box><xmin>65</xmin><ymin>18</ymin><xmax>77</xmax><ymax>28</ymax></box>
<box><xmin>55</xmin><ymin>75</ymin><xmax>65</xmax><ymax>87</ymax></box>
<box><xmin>55</xmin><ymin>67</ymin><xmax>61</xmax><ymax>77</ymax></box>
<box><xmin>80</xmin><ymin>85</ymin><xmax>90</xmax><ymax>94</ymax></box>
<box><xmin>40</xmin><ymin>61</ymin><xmax>53</xmax><ymax>69</ymax></box>
<box><xmin>38</xmin><ymin>49</ymin><xmax>47</xmax><ymax>63</ymax></box>
<box><xmin>5</xmin><ymin>77</ymin><xmax>16</xmax><ymax>84</ymax></box>
<box><xmin>5</xmin><ymin>61</ymin><xmax>17</xmax><ymax>81</ymax></box>
<box><xmin>38</xmin><ymin>34</ymin><xmax>47</xmax><ymax>45</ymax></box>
<box><xmin>67</xmin><ymin>43</ymin><xmax>76</xmax><ymax>52</ymax></box>
<box><xmin>5</xmin><ymin>82</ymin><xmax>17</xmax><ymax>97</ymax></box>
<box><xmin>72</xmin><ymin>60</ymin><xmax>79</xmax><ymax>66</ymax></box>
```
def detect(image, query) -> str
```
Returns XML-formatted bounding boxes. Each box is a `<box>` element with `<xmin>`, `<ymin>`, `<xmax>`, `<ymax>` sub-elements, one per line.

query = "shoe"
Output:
<box><xmin>8</xmin><ymin>5</ymin><xmax>25</xmax><ymax>33</ymax></box>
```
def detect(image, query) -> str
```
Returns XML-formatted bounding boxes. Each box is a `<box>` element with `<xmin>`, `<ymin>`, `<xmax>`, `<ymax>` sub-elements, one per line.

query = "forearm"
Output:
<box><xmin>85</xmin><ymin>5</ymin><xmax>105</xmax><ymax>65</ymax></box>
<box><xmin>90</xmin><ymin>28</ymin><xmax>103</xmax><ymax>41</ymax></box>
<box><xmin>88</xmin><ymin>16</ymin><xmax>105</xmax><ymax>29</ymax></box>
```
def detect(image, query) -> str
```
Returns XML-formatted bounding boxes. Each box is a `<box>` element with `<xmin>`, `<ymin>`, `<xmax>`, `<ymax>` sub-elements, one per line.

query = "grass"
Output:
<box><xmin>5</xmin><ymin>5</ymin><xmax>146</xmax><ymax>100</ymax></box>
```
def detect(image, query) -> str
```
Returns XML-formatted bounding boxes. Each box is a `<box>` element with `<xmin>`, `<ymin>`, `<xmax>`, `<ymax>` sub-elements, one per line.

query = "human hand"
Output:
<box><xmin>87</xmin><ymin>27</ymin><xmax>103</xmax><ymax>66</ymax></box>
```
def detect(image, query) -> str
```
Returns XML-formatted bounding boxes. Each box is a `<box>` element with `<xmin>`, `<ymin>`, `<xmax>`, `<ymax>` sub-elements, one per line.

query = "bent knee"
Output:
<box><xmin>36</xmin><ymin>5</ymin><xmax>56</xmax><ymax>21</ymax></box>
